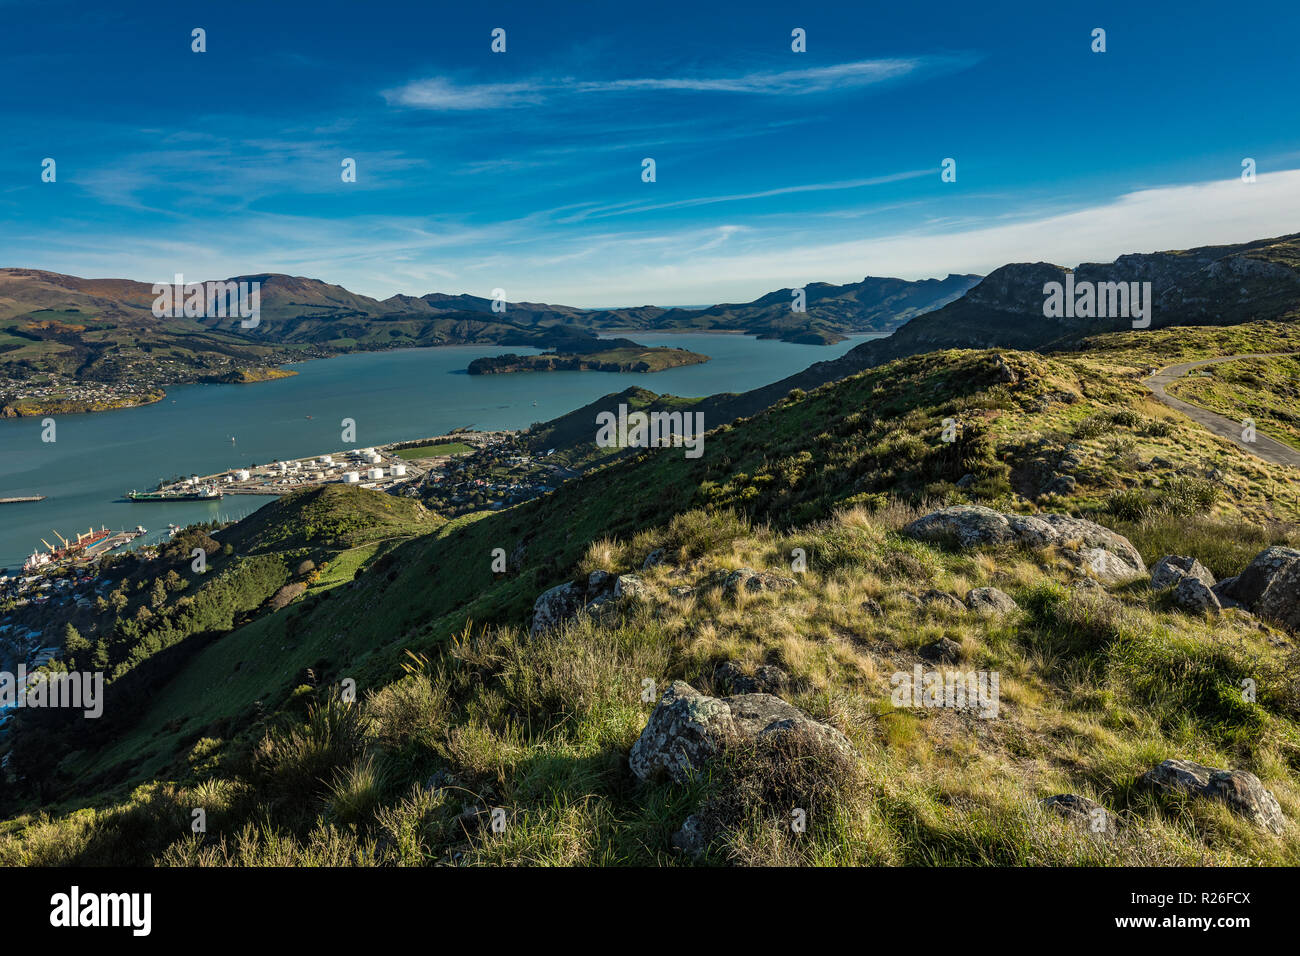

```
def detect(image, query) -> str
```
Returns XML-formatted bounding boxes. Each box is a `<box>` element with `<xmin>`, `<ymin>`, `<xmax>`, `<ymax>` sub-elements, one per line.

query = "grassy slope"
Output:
<box><xmin>1165</xmin><ymin>356</ymin><xmax>1300</xmax><ymax>450</ymax></box>
<box><xmin>4</xmin><ymin>334</ymin><xmax>1300</xmax><ymax>865</ymax></box>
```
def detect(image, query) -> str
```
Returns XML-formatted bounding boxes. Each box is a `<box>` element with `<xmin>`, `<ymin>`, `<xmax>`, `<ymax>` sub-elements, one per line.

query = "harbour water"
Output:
<box><xmin>0</xmin><ymin>332</ymin><xmax>877</xmax><ymax>570</ymax></box>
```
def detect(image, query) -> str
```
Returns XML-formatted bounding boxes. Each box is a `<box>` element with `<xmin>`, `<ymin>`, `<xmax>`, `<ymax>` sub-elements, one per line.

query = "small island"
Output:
<box><xmin>468</xmin><ymin>337</ymin><xmax>709</xmax><ymax>375</ymax></box>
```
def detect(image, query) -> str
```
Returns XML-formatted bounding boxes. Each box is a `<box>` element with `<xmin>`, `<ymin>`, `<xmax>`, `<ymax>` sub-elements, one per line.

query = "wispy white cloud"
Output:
<box><xmin>556</xmin><ymin>170</ymin><xmax>935</xmax><ymax>222</ymax></box>
<box><xmin>385</xmin><ymin>57</ymin><xmax>970</xmax><ymax>111</ymax></box>
<box><xmin>382</xmin><ymin>78</ymin><xmax>547</xmax><ymax>111</ymax></box>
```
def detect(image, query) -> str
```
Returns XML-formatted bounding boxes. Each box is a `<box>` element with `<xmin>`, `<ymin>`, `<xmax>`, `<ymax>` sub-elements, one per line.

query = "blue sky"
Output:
<box><xmin>3</xmin><ymin>0</ymin><xmax>1299</xmax><ymax>306</ymax></box>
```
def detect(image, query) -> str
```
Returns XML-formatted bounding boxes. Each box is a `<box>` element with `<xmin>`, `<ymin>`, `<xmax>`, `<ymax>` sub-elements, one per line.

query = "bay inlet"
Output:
<box><xmin>0</xmin><ymin>333</ymin><xmax>877</xmax><ymax>570</ymax></box>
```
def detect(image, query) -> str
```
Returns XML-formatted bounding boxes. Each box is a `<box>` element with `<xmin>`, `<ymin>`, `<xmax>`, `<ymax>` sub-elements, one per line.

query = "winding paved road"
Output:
<box><xmin>1143</xmin><ymin>352</ymin><xmax>1300</xmax><ymax>469</ymax></box>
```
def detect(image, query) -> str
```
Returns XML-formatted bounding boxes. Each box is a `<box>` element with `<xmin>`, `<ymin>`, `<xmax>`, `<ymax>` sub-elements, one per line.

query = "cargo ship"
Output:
<box><xmin>127</xmin><ymin>485</ymin><xmax>223</xmax><ymax>502</ymax></box>
<box><xmin>23</xmin><ymin>526</ymin><xmax>112</xmax><ymax>571</ymax></box>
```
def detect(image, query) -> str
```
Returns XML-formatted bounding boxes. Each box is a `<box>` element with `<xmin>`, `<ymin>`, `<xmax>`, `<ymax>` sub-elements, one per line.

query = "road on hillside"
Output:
<box><xmin>1143</xmin><ymin>352</ymin><xmax>1300</xmax><ymax>469</ymax></box>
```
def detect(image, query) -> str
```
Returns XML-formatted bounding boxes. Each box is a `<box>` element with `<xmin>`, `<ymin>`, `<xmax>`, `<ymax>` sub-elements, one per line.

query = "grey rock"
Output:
<box><xmin>727</xmin><ymin>693</ymin><xmax>854</xmax><ymax>759</ymax></box>
<box><xmin>586</xmin><ymin>569</ymin><xmax>611</xmax><ymax>595</ymax></box>
<box><xmin>966</xmin><ymin>586</ymin><xmax>1019</xmax><ymax>615</ymax></box>
<box><xmin>920</xmin><ymin>637</ymin><xmax>962</xmax><ymax>663</ymax></box>
<box><xmin>715</xmin><ymin>661</ymin><xmax>788</xmax><ymax>696</ymax></box>
<box><xmin>1173</xmin><ymin>576</ymin><xmax>1222</xmax><ymax>614</ymax></box>
<box><xmin>1041</xmin><ymin>475</ymin><xmax>1078</xmax><ymax>496</ymax></box>
<box><xmin>629</xmin><ymin>681</ymin><xmax>852</xmax><ymax>783</ymax></box>
<box><xmin>1041</xmin><ymin>794</ymin><xmax>1115</xmax><ymax>835</ymax></box>
<box><xmin>1212</xmin><ymin>575</ymin><xmax>1241</xmax><ymax>609</ymax></box>
<box><xmin>1150</xmin><ymin>555</ymin><xmax>1216</xmax><ymax>592</ymax></box>
<box><xmin>903</xmin><ymin>505</ymin><xmax>1145</xmax><ymax>582</ymax></box>
<box><xmin>671</xmin><ymin>814</ymin><xmax>708</xmax><ymax>857</ymax></box>
<box><xmin>530</xmin><ymin>581</ymin><xmax>585</xmax><ymax>636</ymax></box>
<box><xmin>1072</xmin><ymin>547</ymin><xmax>1145</xmax><ymax>585</ymax></box>
<box><xmin>1140</xmin><ymin>759</ymin><xmax>1285</xmax><ymax>834</ymax></box>
<box><xmin>668</xmin><ymin>585</ymin><xmax>696</xmax><ymax>600</ymax></box>
<box><xmin>642</xmin><ymin>549</ymin><xmax>666</xmax><ymax>570</ymax></box>
<box><xmin>955</xmin><ymin>473</ymin><xmax>977</xmax><ymax>489</ymax></box>
<box><xmin>614</xmin><ymin>573</ymin><xmax>650</xmax><ymax>600</ymax></box>
<box><xmin>723</xmin><ymin>567</ymin><xmax>797</xmax><ymax>599</ymax></box>
<box><xmin>1228</xmin><ymin>547</ymin><xmax>1300</xmax><ymax>631</ymax></box>
<box><xmin>920</xmin><ymin>589</ymin><xmax>967</xmax><ymax>613</ymax></box>
<box><xmin>628</xmin><ymin>681</ymin><xmax>733</xmax><ymax>783</ymax></box>
<box><xmin>860</xmin><ymin>597</ymin><xmax>884</xmax><ymax>617</ymax></box>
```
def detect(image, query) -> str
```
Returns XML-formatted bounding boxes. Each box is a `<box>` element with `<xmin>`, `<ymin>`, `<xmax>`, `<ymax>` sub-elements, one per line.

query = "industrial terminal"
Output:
<box><xmin>128</xmin><ymin>435</ymin><xmax>489</xmax><ymax>501</ymax></box>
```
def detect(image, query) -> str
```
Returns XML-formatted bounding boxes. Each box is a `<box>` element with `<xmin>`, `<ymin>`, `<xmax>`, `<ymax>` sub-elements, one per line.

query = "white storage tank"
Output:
<box><xmin>367</xmin><ymin>467</ymin><xmax>384</xmax><ymax>480</ymax></box>
<box><xmin>367</xmin><ymin>453</ymin><xmax>382</xmax><ymax>464</ymax></box>
<box><xmin>390</xmin><ymin>463</ymin><xmax>407</xmax><ymax>477</ymax></box>
<box><xmin>343</xmin><ymin>471</ymin><xmax>360</xmax><ymax>484</ymax></box>
<box><xmin>319</xmin><ymin>455</ymin><xmax>333</xmax><ymax>464</ymax></box>
<box><xmin>235</xmin><ymin>469</ymin><xmax>251</xmax><ymax>481</ymax></box>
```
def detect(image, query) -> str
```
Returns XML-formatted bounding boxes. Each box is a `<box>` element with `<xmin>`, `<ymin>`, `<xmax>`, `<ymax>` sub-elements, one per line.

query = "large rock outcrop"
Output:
<box><xmin>1140</xmin><ymin>759</ymin><xmax>1285</xmax><ymax>834</ymax></box>
<box><xmin>629</xmin><ymin>680</ymin><xmax>852</xmax><ymax>783</ymax></box>
<box><xmin>1219</xmin><ymin>547</ymin><xmax>1300</xmax><ymax>631</ymax></box>
<box><xmin>903</xmin><ymin>506</ymin><xmax>1146</xmax><ymax>583</ymax></box>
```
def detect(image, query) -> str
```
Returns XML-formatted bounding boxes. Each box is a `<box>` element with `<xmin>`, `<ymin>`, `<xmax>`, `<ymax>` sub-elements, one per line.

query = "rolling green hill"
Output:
<box><xmin>3</xmin><ymin>329</ymin><xmax>1300</xmax><ymax>866</ymax></box>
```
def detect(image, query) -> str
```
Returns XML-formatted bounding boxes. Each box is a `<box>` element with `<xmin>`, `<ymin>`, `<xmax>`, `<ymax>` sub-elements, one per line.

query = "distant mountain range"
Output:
<box><xmin>0</xmin><ymin>268</ymin><xmax>981</xmax><ymax>387</ymax></box>
<box><xmin>6</xmin><ymin>232</ymin><xmax>1298</xmax><ymax>403</ymax></box>
<box><xmin>690</xmin><ymin>232</ymin><xmax>1300</xmax><ymax>424</ymax></box>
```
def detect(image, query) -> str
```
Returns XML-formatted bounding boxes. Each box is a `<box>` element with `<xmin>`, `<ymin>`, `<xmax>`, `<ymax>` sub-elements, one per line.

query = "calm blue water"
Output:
<box><xmin>0</xmin><ymin>333</ymin><xmax>876</xmax><ymax>570</ymax></box>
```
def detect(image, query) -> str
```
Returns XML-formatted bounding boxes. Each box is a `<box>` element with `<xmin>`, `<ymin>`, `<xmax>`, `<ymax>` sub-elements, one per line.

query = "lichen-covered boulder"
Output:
<box><xmin>529</xmin><ymin>581</ymin><xmax>585</xmax><ymax>636</ymax></box>
<box><xmin>903</xmin><ymin>505</ymin><xmax>1018</xmax><ymax>549</ymax></box>
<box><xmin>966</xmin><ymin>586</ymin><xmax>1019</xmax><ymax>615</ymax></box>
<box><xmin>920</xmin><ymin>637</ymin><xmax>962</xmax><ymax>663</ymax></box>
<box><xmin>1140</xmin><ymin>759</ymin><xmax>1285</xmax><ymax>834</ymax></box>
<box><xmin>629</xmin><ymin>681</ymin><xmax>852</xmax><ymax>783</ymax></box>
<box><xmin>1150</xmin><ymin>555</ymin><xmax>1216</xmax><ymax>592</ymax></box>
<box><xmin>614</xmin><ymin>573</ymin><xmax>650</xmax><ymax>600</ymax></box>
<box><xmin>1224</xmin><ymin>547</ymin><xmax>1300</xmax><ymax>631</ymax></box>
<box><xmin>629</xmin><ymin>681</ymin><xmax>734</xmax><ymax>783</ymax></box>
<box><xmin>1173</xmin><ymin>575</ymin><xmax>1221</xmax><ymax>614</ymax></box>
<box><xmin>903</xmin><ymin>506</ymin><xmax>1145</xmax><ymax>582</ymax></box>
